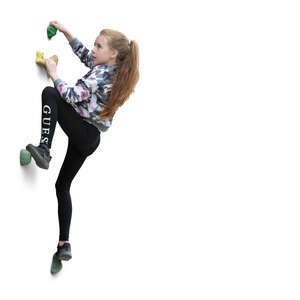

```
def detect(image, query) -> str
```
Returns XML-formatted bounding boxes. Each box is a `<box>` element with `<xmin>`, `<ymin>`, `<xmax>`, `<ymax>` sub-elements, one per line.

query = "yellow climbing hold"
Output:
<box><xmin>36</xmin><ymin>51</ymin><xmax>58</xmax><ymax>67</ymax></box>
<box><xmin>36</xmin><ymin>51</ymin><xmax>45</xmax><ymax>67</ymax></box>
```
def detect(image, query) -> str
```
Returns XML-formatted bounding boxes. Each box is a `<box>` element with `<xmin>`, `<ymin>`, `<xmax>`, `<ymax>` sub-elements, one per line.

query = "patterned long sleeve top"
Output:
<box><xmin>54</xmin><ymin>37</ymin><xmax>118</xmax><ymax>132</ymax></box>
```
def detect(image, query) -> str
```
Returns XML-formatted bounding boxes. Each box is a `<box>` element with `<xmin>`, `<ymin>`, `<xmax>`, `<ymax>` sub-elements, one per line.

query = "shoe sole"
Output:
<box><xmin>26</xmin><ymin>144</ymin><xmax>49</xmax><ymax>169</ymax></box>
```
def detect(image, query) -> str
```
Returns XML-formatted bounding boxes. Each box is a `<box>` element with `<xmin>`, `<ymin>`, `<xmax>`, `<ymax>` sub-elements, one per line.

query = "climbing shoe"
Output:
<box><xmin>56</xmin><ymin>242</ymin><xmax>72</xmax><ymax>261</ymax></box>
<box><xmin>26</xmin><ymin>143</ymin><xmax>52</xmax><ymax>169</ymax></box>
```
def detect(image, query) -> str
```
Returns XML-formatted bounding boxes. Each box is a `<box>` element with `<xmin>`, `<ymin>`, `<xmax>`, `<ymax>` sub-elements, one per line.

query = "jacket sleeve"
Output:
<box><xmin>69</xmin><ymin>38</ymin><xmax>94</xmax><ymax>69</ymax></box>
<box><xmin>54</xmin><ymin>76</ymin><xmax>98</xmax><ymax>104</ymax></box>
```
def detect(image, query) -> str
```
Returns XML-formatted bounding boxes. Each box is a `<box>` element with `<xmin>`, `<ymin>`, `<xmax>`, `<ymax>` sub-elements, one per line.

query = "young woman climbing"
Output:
<box><xmin>26</xmin><ymin>20</ymin><xmax>139</xmax><ymax>261</ymax></box>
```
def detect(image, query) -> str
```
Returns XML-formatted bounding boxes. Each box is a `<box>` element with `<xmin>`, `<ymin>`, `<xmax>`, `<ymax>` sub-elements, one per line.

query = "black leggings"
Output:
<box><xmin>40</xmin><ymin>86</ymin><xmax>101</xmax><ymax>241</ymax></box>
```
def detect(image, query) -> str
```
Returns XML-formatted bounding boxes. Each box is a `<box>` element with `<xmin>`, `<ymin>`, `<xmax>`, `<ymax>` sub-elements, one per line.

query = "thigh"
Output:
<box><xmin>45</xmin><ymin>87</ymin><xmax>101</xmax><ymax>156</ymax></box>
<box><xmin>46</xmin><ymin>87</ymin><xmax>87</xmax><ymax>143</ymax></box>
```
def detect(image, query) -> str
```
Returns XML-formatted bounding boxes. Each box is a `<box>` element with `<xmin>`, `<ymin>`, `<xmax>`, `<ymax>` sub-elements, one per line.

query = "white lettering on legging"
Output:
<box><xmin>40</xmin><ymin>137</ymin><xmax>48</xmax><ymax>144</ymax></box>
<box><xmin>43</xmin><ymin>105</ymin><xmax>51</xmax><ymax>114</ymax></box>
<box><xmin>42</xmin><ymin>128</ymin><xmax>50</xmax><ymax>134</ymax></box>
<box><xmin>42</xmin><ymin>117</ymin><xmax>51</xmax><ymax>125</ymax></box>
<box><xmin>41</xmin><ymin>105</ymin><xmax>52</xmax><ymax>145</ymax></box>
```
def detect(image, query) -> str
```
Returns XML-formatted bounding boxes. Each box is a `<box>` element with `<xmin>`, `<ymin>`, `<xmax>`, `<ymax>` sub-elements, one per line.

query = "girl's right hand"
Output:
<box><xmin>49</xmin><ymin>20</ymin><xmax>68</xmax><ymax>33</ymax></box>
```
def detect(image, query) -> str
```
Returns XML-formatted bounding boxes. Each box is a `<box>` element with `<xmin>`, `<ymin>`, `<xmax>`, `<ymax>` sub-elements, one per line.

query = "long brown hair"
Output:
<box><xmin>98</xmin><ymin>29</ymin><xmax>139</xmax><ymax>121</ymax></box>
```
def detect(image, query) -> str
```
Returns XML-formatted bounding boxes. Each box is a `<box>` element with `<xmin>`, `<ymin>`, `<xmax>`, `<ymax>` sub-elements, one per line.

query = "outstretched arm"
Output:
<box><xmin>49</xmin><ymin>20</ymin><xmax>93</xmax><ymax>68</ymax></box>
<box><xmin>63</xmin><ymin>29</ymin><xmax>75</xmax><ymax>43</ymax></box>
<box><xmin>49</xmin><ymin>21</ymin><xmax>75</xmax><ymax>42</ymax></box>
<box><xmin>68</xmin><ymin>38</ymin><xmax>93</xmax><ymax>69</ymax></box>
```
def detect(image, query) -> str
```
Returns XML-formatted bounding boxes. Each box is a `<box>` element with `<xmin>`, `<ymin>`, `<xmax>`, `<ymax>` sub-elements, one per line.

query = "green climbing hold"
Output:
<box><xmin>51</xmin><ymin>253</ymin><xmax>63</xmax><ymax>274</ymax></box>
<box><xmin>20</xmin><ymin>149</ymin><xmax>31</xmax><ymax>166</ymax></box>
<box><xmin>47</xmin><ymin>26</ymin><xmax>57</xmax><ymax>39</ymax></box>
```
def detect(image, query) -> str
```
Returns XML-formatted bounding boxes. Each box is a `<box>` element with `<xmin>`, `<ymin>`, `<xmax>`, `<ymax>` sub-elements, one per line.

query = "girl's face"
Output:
<box><xmin>92</xmin><ymin>34</ymin><xmax>118</xmax><ymax>66</ymax></box>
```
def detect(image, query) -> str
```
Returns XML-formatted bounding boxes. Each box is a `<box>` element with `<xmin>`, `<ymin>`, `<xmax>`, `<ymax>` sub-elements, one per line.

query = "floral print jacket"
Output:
<box><xmin>54</xmin><ymin>37</ymin><xmax>118</xmax><ymax>132</ymax></box>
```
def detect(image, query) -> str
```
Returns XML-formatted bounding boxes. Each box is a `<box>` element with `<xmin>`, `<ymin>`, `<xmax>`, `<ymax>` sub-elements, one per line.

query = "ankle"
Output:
<box><xmin>58</xmin><ymin>241</ymin><xmax>69</xmax><ymax>247</ymax></box>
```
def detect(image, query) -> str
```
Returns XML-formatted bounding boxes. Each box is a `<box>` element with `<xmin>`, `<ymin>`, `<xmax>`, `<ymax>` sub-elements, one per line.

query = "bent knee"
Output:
<box><xmin>42</xmin><ymin>86</ymin><xmax>58</xmax><ymax>99</ymax></box>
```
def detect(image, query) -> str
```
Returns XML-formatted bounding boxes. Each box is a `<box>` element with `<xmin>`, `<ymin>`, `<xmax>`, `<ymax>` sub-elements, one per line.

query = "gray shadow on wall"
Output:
<box><xmin>36</xmin><ymin>65</ymin><xmax>50</xmax><ymax>80</ymax></box>
<box><xmin>20</xmin><ymin>161</ymin><xmax>37</xmax><ymax>185</ymax></box>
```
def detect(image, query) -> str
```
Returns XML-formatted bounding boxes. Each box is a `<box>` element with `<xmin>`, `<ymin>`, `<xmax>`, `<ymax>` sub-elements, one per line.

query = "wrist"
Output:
<box><xmin>50</xmin><ymin>73</ymin><xmax>59</xmax><ymax>81</ymax></box>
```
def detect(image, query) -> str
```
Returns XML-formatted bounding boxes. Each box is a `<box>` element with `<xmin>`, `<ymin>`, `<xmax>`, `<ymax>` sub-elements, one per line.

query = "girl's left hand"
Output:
<box><xmin>45</xmin><ymin>58</ymin><xmax>57</xmax><ymax>76</ymax></box>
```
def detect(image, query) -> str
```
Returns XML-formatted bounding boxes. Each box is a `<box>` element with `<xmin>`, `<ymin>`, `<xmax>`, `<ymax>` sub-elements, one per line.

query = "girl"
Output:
<box><xmin>26</xmin><ymin>20</ymin><xmax>139</xmax><ymax>261</ymax></box>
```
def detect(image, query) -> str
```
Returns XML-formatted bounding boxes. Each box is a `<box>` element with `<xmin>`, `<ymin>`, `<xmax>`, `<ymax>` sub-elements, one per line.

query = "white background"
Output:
<box><xmin>0</xmin><ymin>0</ymin><xmax>299</xmax><ymax>299</ymax></box>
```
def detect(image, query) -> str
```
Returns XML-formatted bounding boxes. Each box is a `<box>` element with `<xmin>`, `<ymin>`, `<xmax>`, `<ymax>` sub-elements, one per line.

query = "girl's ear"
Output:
<box><xmin>112</xmin><ymin>49</ymin><xmax>118</xmax><ymax>59</ymax></box>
